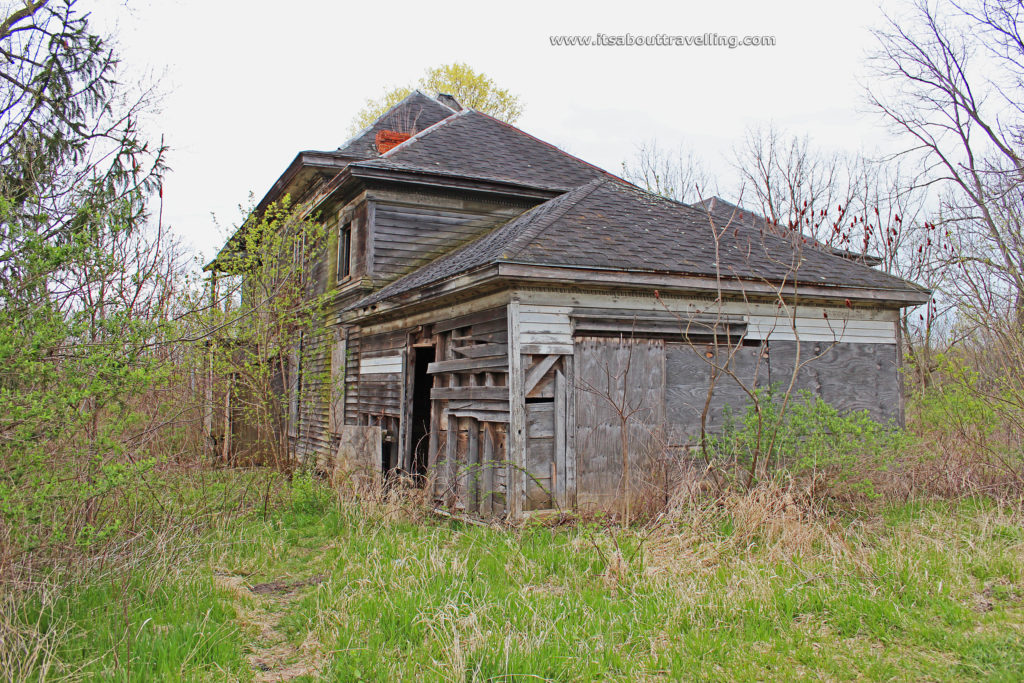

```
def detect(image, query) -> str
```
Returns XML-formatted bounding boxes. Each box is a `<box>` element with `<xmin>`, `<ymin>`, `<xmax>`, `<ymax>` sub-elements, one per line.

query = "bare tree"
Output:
<box><xmin>621</xmin><ymin>140</ymin><xmax>713</xmax><ymax>204</ymax></box>
<box><xmin>868</xmin><ymin>0</ymin><xmax>1024</xmax><ymax>326</ymax></box>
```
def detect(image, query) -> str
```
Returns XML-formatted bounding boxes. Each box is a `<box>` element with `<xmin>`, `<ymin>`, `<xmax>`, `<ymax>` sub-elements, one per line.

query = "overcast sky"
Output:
<box><xmin>90</xmin><ymin>0</ymin><xmax>898</xmax><ymax>261</ymax></box>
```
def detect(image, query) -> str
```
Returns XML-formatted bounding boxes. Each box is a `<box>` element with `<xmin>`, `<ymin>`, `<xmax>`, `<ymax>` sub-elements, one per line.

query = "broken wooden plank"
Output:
<box><xmin>427</xmin><ymin>355</ymin><xmax>508</xmax><ymax>374</ymax></box>
<box><xmin>447</xmin><ymin>398</ymin><xmax>509</xmax><ymax>411</ymax></box>
<box><xmin>524</xmin><ymin>355</ymin><xmax>559</xmax><ymax>394</ymax></box>
<box><xmin>450</xmin><ymin>411</ymin><xmax>509</xmax><ymax>421</ymax></box>
<box><xmin>451</xmin><ymin>331</ymin><xmax>508</xmax><ymax>344</ymax></box>
<box><xmin>451</xmin><ymin>343</ymin><xmax>508</xmax><ymax>358</ymax></box>
<box><xmin>432</xmin><ymin>307</ymin><xmax>505</xmax><ymax>334</ymax></box>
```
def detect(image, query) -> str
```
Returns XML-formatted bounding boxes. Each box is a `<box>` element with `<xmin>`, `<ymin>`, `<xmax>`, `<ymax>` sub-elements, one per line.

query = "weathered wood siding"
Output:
<box><xmin>428</xmin><ymin>307</ymin><xmax>510</xmax><ymax>513</ymax></box>
<box><xmin>509</xmin><ymin>290</ymin><xmax>906</xmax><ymax>511</ymax></box>
<box><xmin>295</xmin><ymin>328</ymin><xmax>331</xmax><ymax>463</ymax></box>
<box><xmin>358</xmin><ymin>330</ymin><xmax>405</xmax><ymax>417</ymax></box>
<box><xmin>370</xmin><ymin>192</ymin><xmax>534</xmax><ymax>284</ymax></box>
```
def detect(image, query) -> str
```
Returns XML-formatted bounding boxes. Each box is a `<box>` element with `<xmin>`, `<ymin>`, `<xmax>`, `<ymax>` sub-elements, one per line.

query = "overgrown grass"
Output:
<box><xmin>6</xmin><ymin>470</ymin><xmax>1024</xmax><ymax>680</ymax></box>
<box><xmin>208</xmin><ymin>482</ymin><xmax>1024</xmax><ymax>681</ymax></box>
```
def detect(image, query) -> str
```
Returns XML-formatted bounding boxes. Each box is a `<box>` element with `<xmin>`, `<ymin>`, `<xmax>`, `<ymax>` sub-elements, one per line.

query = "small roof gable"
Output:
<box><xmin>336</xmin><ymin>90</ymin><xmax>457</xmax><ymax>159</ymax></box>
<box><xmin>352</xmin><ymin>179</ymin><xmax>928</xmax><ymax>309</ymax></box>
<box><xmin>350</xmin><ymin>111</ymin><xmax>611</xmax><ymax>191</ymax></box>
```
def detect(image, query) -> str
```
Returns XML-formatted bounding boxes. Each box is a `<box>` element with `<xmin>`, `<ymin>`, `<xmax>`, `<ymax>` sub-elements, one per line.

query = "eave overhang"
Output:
<box><xmin>344</xmin><ymin>262</ymin><xmax>932</xmax><ymax>326</ymax></box>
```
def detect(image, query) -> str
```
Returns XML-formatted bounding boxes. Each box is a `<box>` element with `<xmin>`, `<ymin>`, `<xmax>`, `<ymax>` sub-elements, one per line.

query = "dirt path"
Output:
<box><xmin>213</xmin><ymin>572</ymin><xmax>328</xmax><ymax>681</ymax></box>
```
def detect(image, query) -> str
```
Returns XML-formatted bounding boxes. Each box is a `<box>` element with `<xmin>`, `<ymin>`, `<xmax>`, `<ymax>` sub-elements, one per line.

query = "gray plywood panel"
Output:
<box><xmin>769</xmin><ymin>341</ymin><xmax>901</xmax><ymax>423</ymax></box>
<box><xmin>665</xmin><ymin>342</ymin><xmax>768</xmax><ymax>443</ymax></box>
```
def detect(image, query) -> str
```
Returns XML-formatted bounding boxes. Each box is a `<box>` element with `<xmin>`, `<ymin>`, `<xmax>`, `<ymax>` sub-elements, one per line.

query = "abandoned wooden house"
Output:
<box><xmin>210</xmin><ymin>91</ymin><xmax>930</xmax><ymax>519</ymax></box>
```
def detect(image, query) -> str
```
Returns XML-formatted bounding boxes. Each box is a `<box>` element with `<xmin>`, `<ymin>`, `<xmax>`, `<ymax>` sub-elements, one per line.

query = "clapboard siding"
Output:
<box><xmin>518</xmin><ymin>304</ymin><xmax>572</xmax><ymax>348</ymax></box>
<box><xmin>372</xmin><ymin>203</ymin><xmax>518</xmax><ymax>282</ymax></box>
<box><xmin>357</xmin><ymin>330</ymin><xmax>406</xmax><ymax>416</ymax></box>
<box><xmin>296</xmin><ymin>329</ymin><xmax>331</xmax><ymax>463</ymax></box>
<box><xmin>515</xmin><ymin>300</ymin><xmax>897</xmax><ymax>349</ymax></box>
<box><xmin>344</xmin><ymin>327</ymin><xmax>360</xmax><ymax>426</ymax></box>
<box><xmin>746</xmin><ymin>316</ymin><xmax>896</xmax><ymax>343</ymax></box>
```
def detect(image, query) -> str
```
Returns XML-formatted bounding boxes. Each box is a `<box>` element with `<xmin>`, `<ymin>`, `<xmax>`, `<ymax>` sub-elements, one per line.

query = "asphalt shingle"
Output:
<box><xmin>352</xmin><ymin>178</ymin><xmax>927</xmax><ymax>309</ymax></box>
<box><xmin>351</xmin><ymin>111</ymin><xmax>609</xmax><ymax>191</ymax></box>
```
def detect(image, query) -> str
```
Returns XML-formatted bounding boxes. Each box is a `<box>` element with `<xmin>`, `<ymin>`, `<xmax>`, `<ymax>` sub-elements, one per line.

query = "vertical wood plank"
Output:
<box><xmin>428</xmin><ymin>333</ymin><xmax>443</xmax><ymax>495</ymax></box>
<box><xmin>564</xmin><ymin>352</ymin><xmax>577</xmax><ymax>509</ymax></box>
<box><xmin>397</xmin><ymin>347</ymin><xmax>409</xmax><ymax>470</ymax></box>
<box><xmin>554</xmin><ymin>368</ymin><xmax>567</xmax><ymax>509</ymax></box>
<box><xmin>467</xmin><ymin>418</ymin><xmax>480</xmax><ymax>513</ymax></box>
<box><xmin>481</xmin><ymin>423</ymin><xmax>494</xmax><ymax>517</ymax></box>
<box><xmin>446</xmin><ymin>413</ymin><xmax>457</xmax><ymax>506</ymax></box>
<box><xmin>507</xmin><ymin>300</ymin><xmax>526</xmax><ymax>520</ymax></box>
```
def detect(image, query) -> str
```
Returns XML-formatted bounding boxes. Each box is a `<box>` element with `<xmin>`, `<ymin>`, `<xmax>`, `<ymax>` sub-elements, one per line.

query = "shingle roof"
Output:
<box><xmin>336</xmin><ymin>91</ymin><xmax>456</xmax><ymax>159</ymax></box>
<box><xmin>352</xmin><ymin>178</ymin><xmax>928</xmax><ymax>309</ymax></box>
<box><xmin>350</xmin><ymin>111</ymin><xmax>610</xmax><ymax>191</ymax></box>
<box><xmin>693</xmin><ymin>196</ymin><xmax>883</xmax><ymax>265</ymax></box>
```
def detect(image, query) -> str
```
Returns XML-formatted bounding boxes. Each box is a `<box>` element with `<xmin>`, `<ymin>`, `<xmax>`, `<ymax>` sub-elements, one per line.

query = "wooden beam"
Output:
<box><xmin>448</xmin><ymin>409</ymin><xmax>510</xmax><ymax>423</ymax></box>
<box><xmin>399</xmin><ymin>347</ymin><xmax>412</xmax><ymax>471</ymax></box>
<box><xmin>565</xmin><ymin>349</ymin><xmax>577</xmax><ymax>509</ymax></box>
<box><xmin>427</xmin><ymin>356</ymin><xmax>508</xmax><ymax>374</ymax></box>
<box><xmin>507</xmin><ymin>301</ymin><xmax>526</xmax><ymax>520</ymax></box>
<box><xmin>446</xmin><ymin>413</ymin><xmax>458</xmax><ymax>506</ymax></box>
<box><xmin>430</xmin><ymin>386</ymin><xmax>509</xmax><ymax>401</ymax></box>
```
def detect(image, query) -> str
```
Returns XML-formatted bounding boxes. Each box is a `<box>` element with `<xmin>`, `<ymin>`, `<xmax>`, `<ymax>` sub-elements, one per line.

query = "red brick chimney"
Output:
<box><xmin>375</xmin><ymin>130</ymin><xmax>411</xmax><ymax>154</ymax></box>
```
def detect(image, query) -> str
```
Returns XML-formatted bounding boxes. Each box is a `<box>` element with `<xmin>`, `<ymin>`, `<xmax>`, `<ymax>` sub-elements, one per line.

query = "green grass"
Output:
<box><xmin>10</xmin><ymin>472</ymin><xmax>1024</xmax><ymax>681</ymax></box>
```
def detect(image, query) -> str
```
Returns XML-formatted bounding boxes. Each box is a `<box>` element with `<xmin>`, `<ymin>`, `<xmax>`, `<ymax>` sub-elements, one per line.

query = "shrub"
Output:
<box><xmin>703</xmin><ymin>387</ymin><xmax>904</xmax><ymax>499</ymax></box>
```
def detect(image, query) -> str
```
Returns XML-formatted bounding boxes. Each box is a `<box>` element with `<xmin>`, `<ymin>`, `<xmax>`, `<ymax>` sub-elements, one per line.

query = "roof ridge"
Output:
<box><xmin>473</xmin><ymin>111</ymin><xmax>625</xmax><ymax>185</ymax></box>
<box><xmin>375</xmin><ymin>107</ymin><xmax>470</xmax><ymax>159</ymax></box>
<box><xmin>502</xmin><ymin>179</ymin><xmax>607</xmax><ymax>261</ymax></box>
<box><xmin>336</xmin><ymin>90</ymin><xmax>447</xmax><ymax>153</ymax></box>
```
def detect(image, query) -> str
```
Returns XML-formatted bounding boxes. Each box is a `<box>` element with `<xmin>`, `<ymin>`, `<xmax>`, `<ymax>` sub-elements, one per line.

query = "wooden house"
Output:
<box><xmin>212</xmin><ymin>91</ymin><xmax>930</xmax><ymax>519</ymax></box>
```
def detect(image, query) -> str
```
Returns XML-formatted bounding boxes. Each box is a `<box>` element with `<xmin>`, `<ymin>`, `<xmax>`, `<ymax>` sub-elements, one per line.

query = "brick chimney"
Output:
<box><xmin>375</xmin><ymin>130</ymin><xmax>411</xmax><ymax>154</ymax></box>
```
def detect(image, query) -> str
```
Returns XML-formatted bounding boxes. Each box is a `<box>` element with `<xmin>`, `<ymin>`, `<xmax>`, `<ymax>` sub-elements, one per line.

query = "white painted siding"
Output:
<box><xmin>518</xmin><ymin>304</ymin><xmax>572</xmax><ymax>347</ymax></box>
<box><xmin>746</xmin><ymin>315</ymin><xmax>896</xmax><ymax>343</ymax></box>
<box><xmin>359</xmin><ymin>355</ymin><xmax>403</xmax><ymax>375</ymax></box>
<box><xmin>514</xmin><ymin>294</ymin><xmax>898</xmax><ymax>346</ymax></box>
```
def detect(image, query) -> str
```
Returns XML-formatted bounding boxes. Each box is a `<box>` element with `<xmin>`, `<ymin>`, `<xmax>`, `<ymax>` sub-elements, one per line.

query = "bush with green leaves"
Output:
<box><xmin>703</xmin><ymin>387</ymin><xmax>904</xmax><ymax>498</ymax></box>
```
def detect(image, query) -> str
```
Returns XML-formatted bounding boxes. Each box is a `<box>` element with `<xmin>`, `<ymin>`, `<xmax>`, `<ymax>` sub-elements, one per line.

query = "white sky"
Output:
<box><xmin>90</xmin><ymin>0</ymin><xmax>896</xmax><ymax>261</ymax></box>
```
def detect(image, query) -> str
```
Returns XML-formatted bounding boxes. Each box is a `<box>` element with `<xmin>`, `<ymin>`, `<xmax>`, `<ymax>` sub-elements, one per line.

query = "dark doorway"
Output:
<box><xmin>408</xmin><ymin>346</ymin><xmax>435</xmax><ymax>479</ymax></box>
